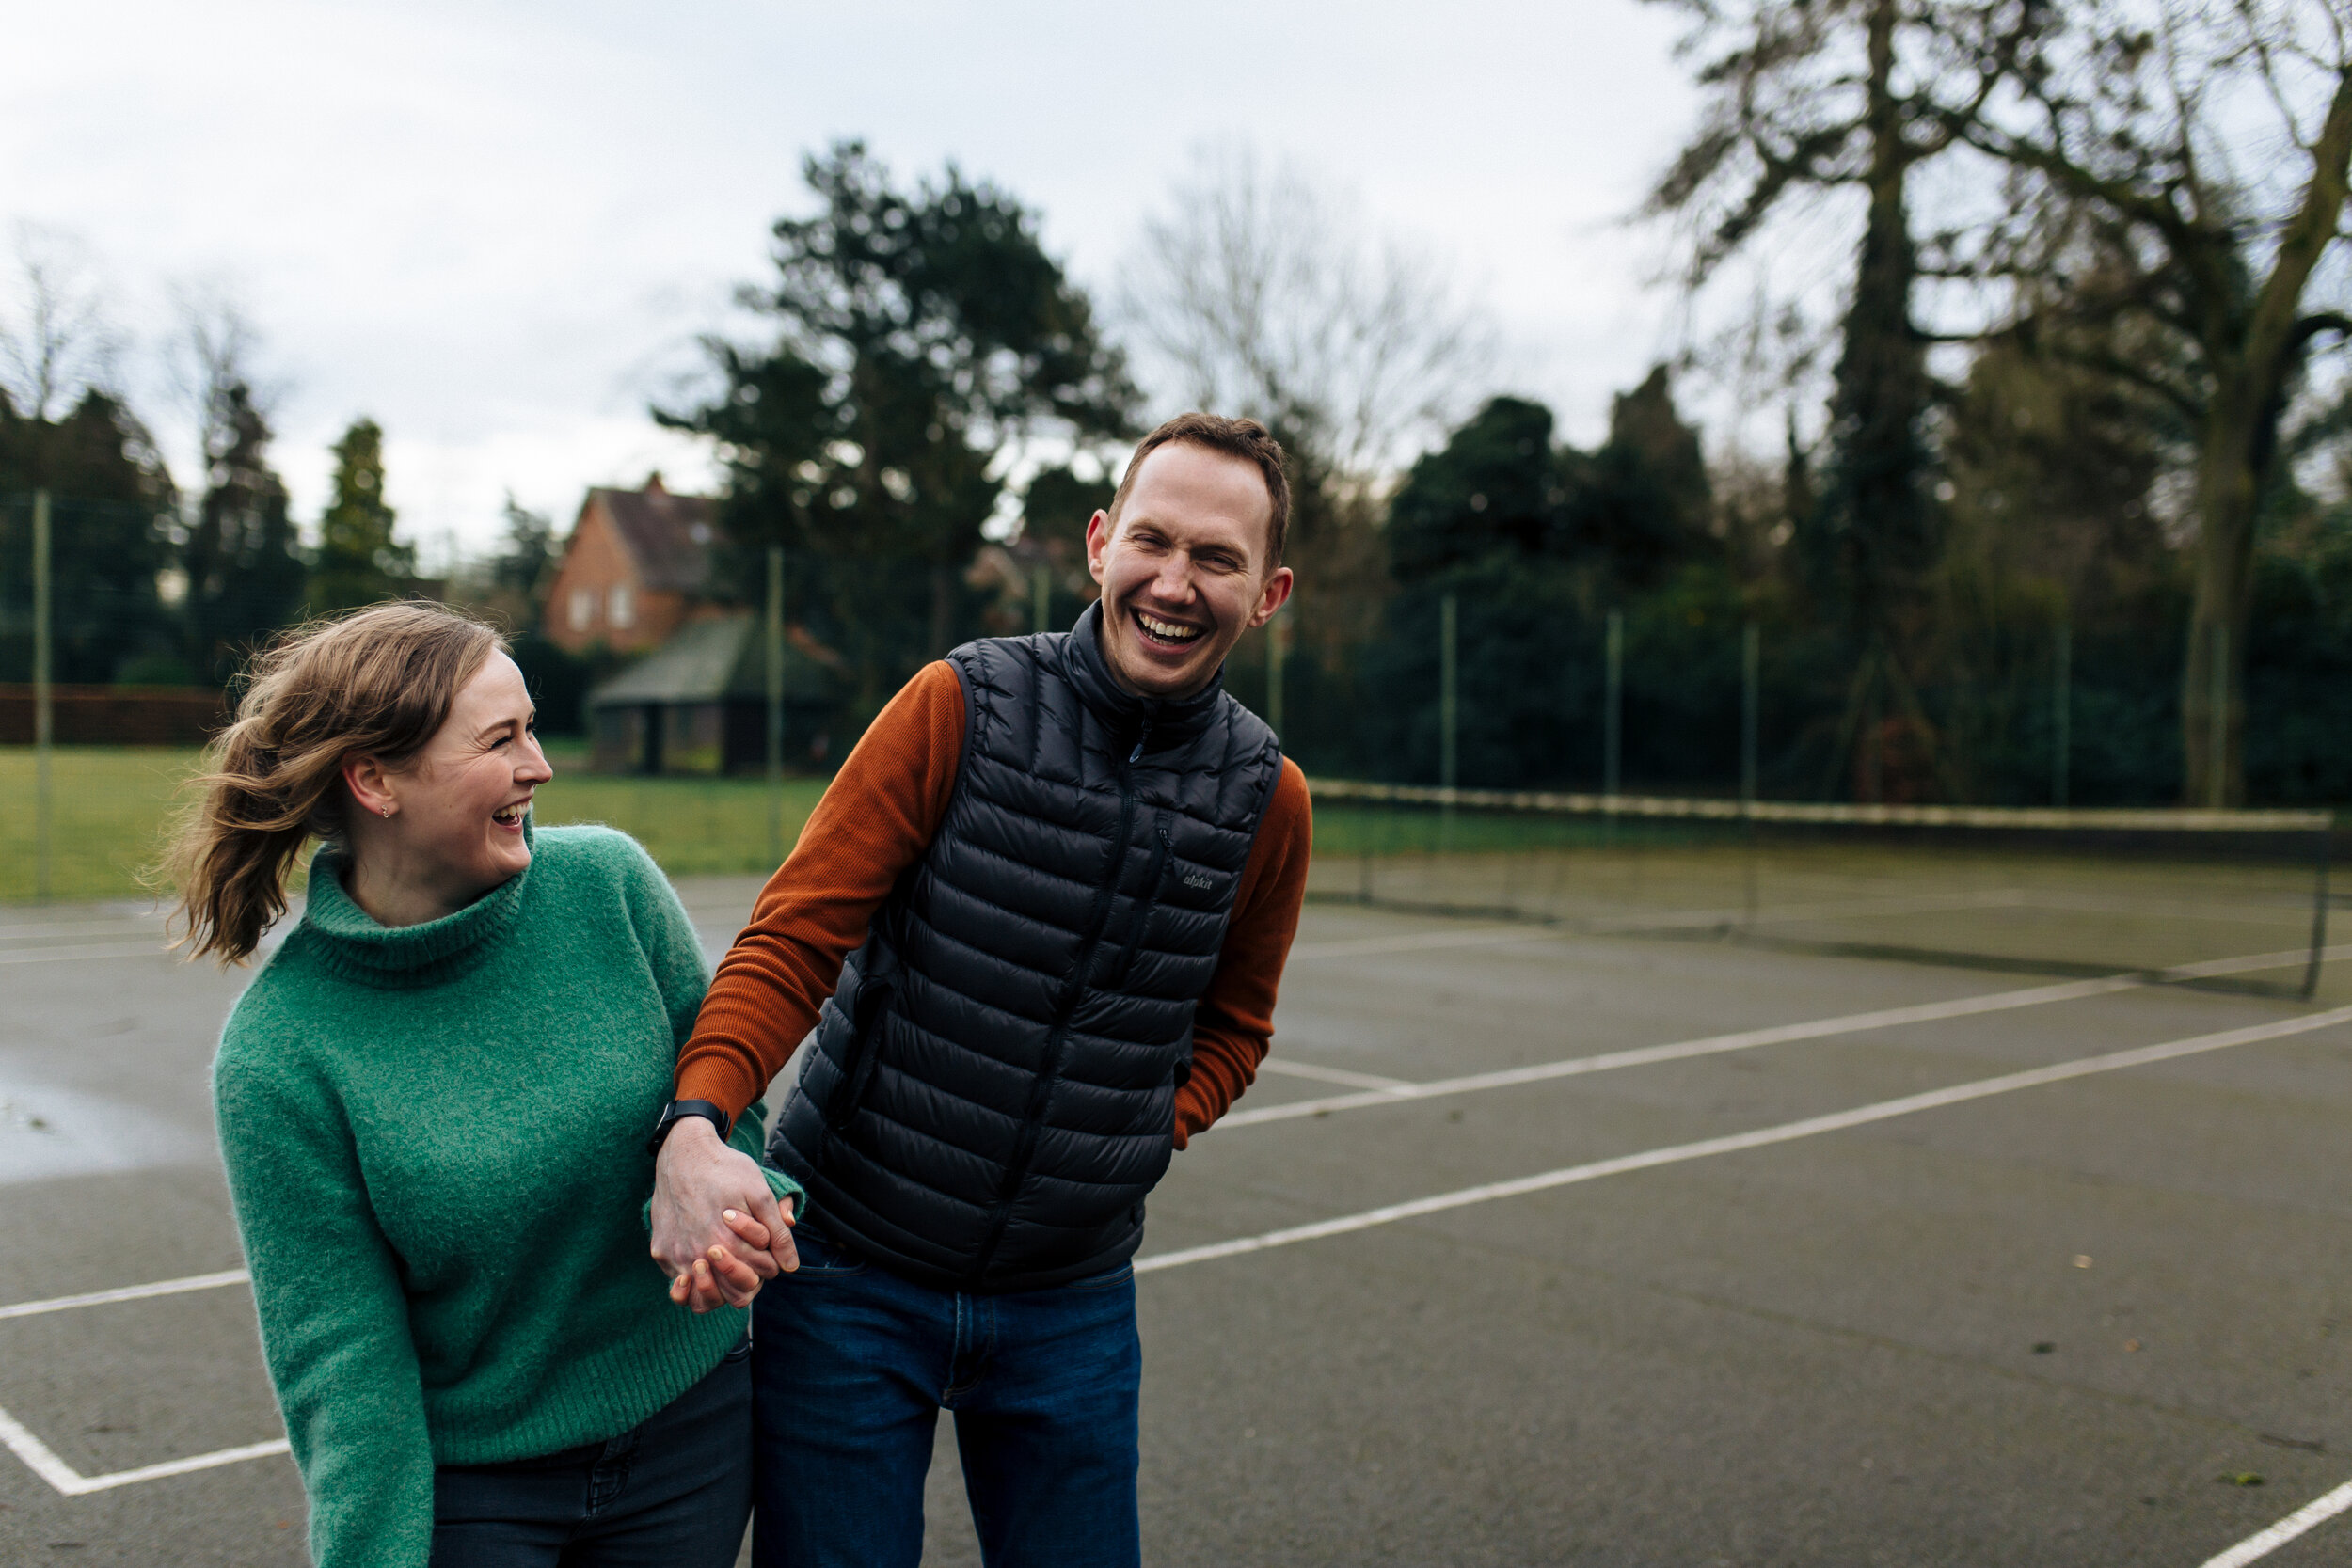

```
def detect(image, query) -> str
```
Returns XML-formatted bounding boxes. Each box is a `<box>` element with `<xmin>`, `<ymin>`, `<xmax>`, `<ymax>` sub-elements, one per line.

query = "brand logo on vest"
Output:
<box><xmin>1182</xmin><ymin>871</ymin><xmax>1214</xmax><ymax>889</ymax></box>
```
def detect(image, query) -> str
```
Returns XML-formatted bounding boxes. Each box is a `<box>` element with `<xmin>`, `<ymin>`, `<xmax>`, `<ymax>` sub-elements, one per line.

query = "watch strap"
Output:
<box><xmin>647</xmin><ymin>1099</ymin><xmax>732</xmax><ymax>1157</ymax></box>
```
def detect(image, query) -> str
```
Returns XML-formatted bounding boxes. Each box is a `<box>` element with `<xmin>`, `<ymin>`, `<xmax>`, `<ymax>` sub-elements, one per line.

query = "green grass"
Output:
<box><xmin>0</xmin><ymin>746</ymin><xmax>206</xmax><ymax>903</ymax></box>
<box><xmin>0</xmin><ymin>744</ymin><xmax>833</xmax><ymax>904</ymax></box>
<box><xmin>528</xmin><ymin>746</ymin><xmax>830</xmax><ymax>877</ymax></box>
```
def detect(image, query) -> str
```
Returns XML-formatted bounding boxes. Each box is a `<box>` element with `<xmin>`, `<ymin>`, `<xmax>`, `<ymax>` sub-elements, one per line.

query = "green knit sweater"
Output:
<box><xmin>213</xmin><ymin>823</ymin><xmax>801</xmax><ymax>1568</ymax></box>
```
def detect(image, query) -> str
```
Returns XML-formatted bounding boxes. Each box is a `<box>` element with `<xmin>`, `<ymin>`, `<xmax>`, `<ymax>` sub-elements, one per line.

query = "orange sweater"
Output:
<box><xmin>676</xmin><ymin>660</ymin><xmax>1312</xmax><ymax>1148</ymax></box>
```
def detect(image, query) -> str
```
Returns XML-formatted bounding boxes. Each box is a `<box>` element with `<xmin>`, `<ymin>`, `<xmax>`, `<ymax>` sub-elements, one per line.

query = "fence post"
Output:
<box><xmin>1740</xmin><ymin>620</ymin><xmax>1759</xmax><ymax>810</ymax></box>
<box><xmin>33</xmin><ymin>489</ymin><xmax>53</xmax><ymax>904</ymax></box>
<box><xmin>1604</xmin><ymin>610</ymin><xmax>1624</xmax><ymax>800</ymax></box>
<box><xmin>765</xmin><ymin>546</ymin><xmax>785</xmax><ymax>868</ymax></box>
<box><xmin>1033</xmin><ymin>559</ymin><xmax>1052</xmax><ymax>637</ymax></box>
<box><xmin>2208</xmin><ymin>622</ymin><xmax>2229</xmax><ymax>810</ymax></box>
<box><xmin>1740</xmin><ymin>619</ymin><xmax>1759</xmax><ymax>925</ymax></box>
<box><xmin>1266</xmin><ymin>602</ymin><xmax>1286</xmax><ymax>742</ymax></box>
<box><xmin>1439</xmin><ymin>593</ymin><xmax>1458</xmax><ymax>849</ymax></box>
<box><xmin>2053</xmin><ymin>620</ymin><xmax>2072</xmax><ymax>809</ymax></box>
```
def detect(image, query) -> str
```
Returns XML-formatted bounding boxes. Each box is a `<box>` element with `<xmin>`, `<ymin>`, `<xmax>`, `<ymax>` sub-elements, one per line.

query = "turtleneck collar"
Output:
<box><xmin>296</xmin><ymin>818</ymin><xmax>534</xmax><ymax>990</ymax></box>
<box><xmin>1063</xmin><ymin>599</ymin><xmax>1228</xmax><ymax>757</ymax></box>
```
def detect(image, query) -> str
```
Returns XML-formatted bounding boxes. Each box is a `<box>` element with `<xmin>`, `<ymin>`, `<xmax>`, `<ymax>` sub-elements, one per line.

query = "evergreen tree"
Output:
<box><xmin>309</xmin><ymin>417</ymin><xmax>412</xmax><ymax>611</ymax></box>
<box><xmin>491</xmin><ymin>493</ymin><xmax>558</xmax><ymax>609</ymax></box>
<box><xmin>0</xmin><ymin>387</ymin><xmax>178</xmax><ymax>682</ymax></box>
<box><xmin>662</xmin><ymin>141</ymin><xmax>1137</xmax><ymax>712</ymax></box>
<box><xmin>182</xmin><ymin>382</ymin><xmax>305</xmax><ymax>684</ymax></box>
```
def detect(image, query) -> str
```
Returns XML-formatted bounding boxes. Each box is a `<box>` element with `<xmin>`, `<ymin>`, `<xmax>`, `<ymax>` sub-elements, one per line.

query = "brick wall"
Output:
<box><xmin>543</xmin><ymin>500</ymin><xmax>691</xmax><ymax>655</ymax></box>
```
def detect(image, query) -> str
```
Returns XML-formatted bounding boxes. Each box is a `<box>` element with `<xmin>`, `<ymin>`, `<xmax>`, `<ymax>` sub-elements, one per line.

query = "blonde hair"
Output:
<box><xmin>164</xmin><ymin>602</ymin><xmax>504</xmax><ymax>963</ymax></box>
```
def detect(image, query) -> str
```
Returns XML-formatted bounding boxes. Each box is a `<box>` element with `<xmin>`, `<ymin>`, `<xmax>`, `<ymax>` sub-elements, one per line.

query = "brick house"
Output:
<box><xmin>542</xmin><ymin>476</ymin><xmax>720</xmax><ymax>654</ymax></box>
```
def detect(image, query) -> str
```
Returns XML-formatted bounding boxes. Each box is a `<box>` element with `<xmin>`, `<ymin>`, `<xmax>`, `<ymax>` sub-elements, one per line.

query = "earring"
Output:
<box><xmin>380</xmin><ymin>806</ymin><xmax>392</xmax><ymax>817</ymax></box>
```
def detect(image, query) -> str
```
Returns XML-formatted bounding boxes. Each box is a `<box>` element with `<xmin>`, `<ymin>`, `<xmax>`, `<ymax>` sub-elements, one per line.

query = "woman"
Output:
<box><xmin>175</xmin><ymin>603</ymin><xmax>799</xmax><ymax>1568</ymax></box>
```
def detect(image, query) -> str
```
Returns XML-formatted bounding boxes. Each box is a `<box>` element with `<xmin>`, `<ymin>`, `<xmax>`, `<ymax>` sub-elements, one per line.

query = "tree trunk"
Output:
<box><xmin>1819</xmin><ymin>0</ymin><xmax>1932</xmax><ymax>642</ymax></box>
<box><xmin>2174</xmin><ymin>66</ymin><xmax>2352</xmax><ymax>807</ymax></box>
<box><xmin>2178</xmin><ymin>381</ymin><xmax>2261</xmax><ymax>807</ymax></box>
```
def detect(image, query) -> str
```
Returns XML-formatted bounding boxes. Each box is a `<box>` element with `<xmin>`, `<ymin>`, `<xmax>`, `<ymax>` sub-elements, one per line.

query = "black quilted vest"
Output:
<box><xmin>767</xmin><ymin>602</ymin><xmax>1284</xmax><ymax>1292</ymax></box>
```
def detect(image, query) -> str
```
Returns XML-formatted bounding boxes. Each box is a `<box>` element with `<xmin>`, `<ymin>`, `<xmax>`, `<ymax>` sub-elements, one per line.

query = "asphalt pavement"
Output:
<box><xmin>1</xmin><ymin>880</ymin><xmax>2346</xmax><ymax>1566</ymax></box>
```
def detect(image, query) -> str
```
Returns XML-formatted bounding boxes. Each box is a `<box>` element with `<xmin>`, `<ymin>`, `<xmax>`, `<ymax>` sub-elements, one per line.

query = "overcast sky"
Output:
<box><xmin>7</xmin><ymin>0</ymin><xmax>1707</xmax><ymax>561</ymax></box>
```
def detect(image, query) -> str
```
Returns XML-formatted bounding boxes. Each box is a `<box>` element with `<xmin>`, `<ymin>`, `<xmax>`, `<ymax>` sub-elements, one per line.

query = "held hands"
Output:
<box><xmin>649</xmin><ymin>1117</ymin><xmax>800</xmax><ymax>1313</ymax></box>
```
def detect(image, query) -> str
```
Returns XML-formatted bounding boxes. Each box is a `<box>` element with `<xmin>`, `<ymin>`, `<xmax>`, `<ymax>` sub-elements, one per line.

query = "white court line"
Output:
<box><xmin>1220</xmin><ymin>943</ymin><xmax>2351</xmax><ymax>1131</ymax></box>
<box><xmin>1596</xmin><ymin>889</ymin><xmax>2029</xmax><ymax>934</ymax></box>
<box><xmin>0</xmin><ymin>917</ymin><xmax>164</xmax><ymax>942</ymax></box>
<box><xmin>0</xmin><ymin>1269</ymin><xmax>249</xmax><ymax>1323</ymax></box>
<box><xmin>2198</xmin><ymin>1476</ymin><xmax>2352</xmax><ymax>1566</ymax></box>
<box><xmin>0</xmin><ymin>1401</ymin><xmax>288</xmax><ymax>1497</ymax></box>
<box><xmin>0</xmin><ymin>1269</ymin><xmax>286</xmax><ymax>1496</ymax></box>
<box><xmin>0</xmin><ymin>941</ymin><xmax>174</xmax><ymax>966</ymax></box>
<box><xmin>1287</xmin><ymin>926</ymin><xmax>1551</xmax><ymax>961</ymax></box>
<box><xmin>1145</xmin><ymin>1006</ymin><xmax>2352</xmax><ymax>1274</ymax></box>
<box><xmin>1255</xmin><ymin>1059</ymin><xmax>1417</xmax><ymax>1093</ymax></box>
<box><xmin>1284</xmin><ymin>892</ymin><xmax>2029</xmax><ymax>960</ymax></box>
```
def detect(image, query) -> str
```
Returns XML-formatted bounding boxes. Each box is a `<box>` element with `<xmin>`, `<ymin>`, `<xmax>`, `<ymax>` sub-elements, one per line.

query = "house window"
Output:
<box><xmin>569</xmin><ymin>588</ymin><xmax>596</xmax><ymax>631</ymax></box>
<box><xmin>609</xmin><ymin>584</ymin><xmax>636</xmax><ymax>628</ymax></box>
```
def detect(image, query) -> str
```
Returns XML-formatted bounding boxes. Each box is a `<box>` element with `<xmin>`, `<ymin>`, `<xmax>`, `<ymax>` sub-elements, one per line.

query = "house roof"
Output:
<box><xmin>587</xmin><ymin>615</ymin><xmax>839</xmax><ymax>707</ymax></box>
<box><xmin>593</xmin><ymin>484</ymin><xmax>718</xmax><ymax>594</ymax></box>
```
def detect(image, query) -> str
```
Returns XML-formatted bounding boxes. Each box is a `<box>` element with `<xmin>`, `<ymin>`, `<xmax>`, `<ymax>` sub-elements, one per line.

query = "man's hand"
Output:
<box><xmin>650</xmin><ymin>1117</ymin><xmax>800</xmax><ymax>1312</ymax></box>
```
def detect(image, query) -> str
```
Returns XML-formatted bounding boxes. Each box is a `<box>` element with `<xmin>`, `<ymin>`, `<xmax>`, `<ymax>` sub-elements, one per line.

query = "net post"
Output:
<box><xmin>33</xmin><ymin>488</ymin><xmax>53</xmax><ymax>905</ymax></box>
<box><xmin>2304</xmin><ymin>814</ymin><xmax>2331</xmax><ymax>1002</ymax></box>
<box><xmin>1033</xmin><ymin>559</ymin><xmax>1051</xmax><ymax>637</ymax></box>
<box><xmin>1439</xmin><ymin>593</ymin><xmax>1458</xmax><ymax>851</ymax></box>
<box><xmin>765</xmin><ymin>546</ymin><xmax>786</xmax><ymax>869</ymax></box>
<box><xmin>2052</xmin><ymin>620</ymin><xmax>2071</xmax><ymax>809</ymax></box>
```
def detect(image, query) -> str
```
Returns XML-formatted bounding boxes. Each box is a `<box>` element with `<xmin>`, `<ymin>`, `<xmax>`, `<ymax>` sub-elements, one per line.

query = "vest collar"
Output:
<box><xmin>295</xmin><ymin>818</ymin><xmax>533</xmax><ymax>989</ymax></box>
<box><xmin>1064</xmin><ymin>599</ymin><xmax>1228</xmax><ymax>756</ymax></box>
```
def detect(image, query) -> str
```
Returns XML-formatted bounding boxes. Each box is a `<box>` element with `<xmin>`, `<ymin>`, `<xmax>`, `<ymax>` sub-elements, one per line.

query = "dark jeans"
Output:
<box><xmin>430</xmin><ymin>1336</ymin><xmax>754</xmax><ymax>1568</ymax></box>
<box><xmin>752</xmin><ymin>1226</ymin><xmax>1142</xmax><ymax>1568</ymax></box>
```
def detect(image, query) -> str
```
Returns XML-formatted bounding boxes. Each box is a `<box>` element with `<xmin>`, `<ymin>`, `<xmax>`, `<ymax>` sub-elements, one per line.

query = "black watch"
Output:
<box><xmin>646</xmin><ymin>1099</ymin><xmax>732</xmax><ymax>1156</ymax></box>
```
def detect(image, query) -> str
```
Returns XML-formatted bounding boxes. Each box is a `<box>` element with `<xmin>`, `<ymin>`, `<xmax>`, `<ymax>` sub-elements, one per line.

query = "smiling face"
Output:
<box><xmin>340</xmin><ymin>652</ymin><xmax>552</xmax><ymax>923</ymax></box>
<box><xmin>1086</xmin><ymin>441</ymin><xmax>1295</xmax><ymax>699</ymax></box>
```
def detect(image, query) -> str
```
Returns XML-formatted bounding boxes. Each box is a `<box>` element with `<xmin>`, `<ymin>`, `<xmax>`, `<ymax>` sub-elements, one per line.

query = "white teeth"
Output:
<box><xmin>1137</xmin><ymin>613</ymin><xmax>1201</xmax><ymax>641</ymax></box>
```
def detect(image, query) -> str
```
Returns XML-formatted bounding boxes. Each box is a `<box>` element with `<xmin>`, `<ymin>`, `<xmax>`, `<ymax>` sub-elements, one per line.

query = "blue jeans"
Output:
<box><xmin>751</xmin><ymin>1225</ymin><xmax>1142</xmax><ymax>1568</ymax></box>
<box><xmin>429</xmin><ymin>1336</ymin><xmax>753</xmax><ymax>1567</ymax></box>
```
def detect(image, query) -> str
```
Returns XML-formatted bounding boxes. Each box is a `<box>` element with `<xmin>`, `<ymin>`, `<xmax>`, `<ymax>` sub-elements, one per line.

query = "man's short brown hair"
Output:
<box><xmin>1106</xmin><ymin>413</ymin><xmax>1291</xmax><ymax>569</ymax></box>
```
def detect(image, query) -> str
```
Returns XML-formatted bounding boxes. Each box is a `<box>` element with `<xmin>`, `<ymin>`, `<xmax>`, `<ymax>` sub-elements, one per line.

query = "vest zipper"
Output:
<box><xmin>971</xmin><ymin>716</ymin><xmax>1151</xmax><ymax>1276</ymax></box>
<box><xmin>1107</xmin><ymin>817</ymin><xmax>1172</xmax><ymax>989</ymax></box>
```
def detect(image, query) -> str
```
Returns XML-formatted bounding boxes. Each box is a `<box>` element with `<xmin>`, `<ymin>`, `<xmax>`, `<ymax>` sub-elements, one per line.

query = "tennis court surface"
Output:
<box><xmin>2</xmin><ymin>841</ymin><xmax>2348</xmax><ymax>1564</ymax></box>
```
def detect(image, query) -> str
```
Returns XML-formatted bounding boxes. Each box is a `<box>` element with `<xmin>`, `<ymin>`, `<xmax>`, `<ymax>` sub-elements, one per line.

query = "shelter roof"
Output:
<box><xmin>587</xmin><ymin>615</ymin><xmax>839</xmax><ymax>706</ymax></box>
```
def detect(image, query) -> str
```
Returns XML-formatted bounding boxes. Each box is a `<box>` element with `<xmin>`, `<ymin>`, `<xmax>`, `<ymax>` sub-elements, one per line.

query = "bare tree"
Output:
<box><xmin>1118</xmin><ymin>144</ymin><xmax>1499</xmax><ymax>482</ymax></box>
<box><xmin>1644</xmin><ymin>0</ymin><xmax>2043</xmax><ymax>637</ymax></box>
<box><xmin>1955</xmin><ymin>0</ymin><xmax>2352</xmax><ymax>805</ymax></box>
<box><xmin>167</xmin><ymin>283</ymin><xmax>275</xmax><ymax>497</ymax></box>
<box><xmin>0</xmin><ymin>223</ymin><xmax>122</xmax><ymax>420</ymax></box>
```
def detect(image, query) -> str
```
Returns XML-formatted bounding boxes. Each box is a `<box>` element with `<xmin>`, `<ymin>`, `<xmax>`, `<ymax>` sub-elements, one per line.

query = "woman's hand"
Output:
<box><xmin>651</xmin><ymin>1118</ymin><xmax>800</xmax><ymax>1311</ymax></box>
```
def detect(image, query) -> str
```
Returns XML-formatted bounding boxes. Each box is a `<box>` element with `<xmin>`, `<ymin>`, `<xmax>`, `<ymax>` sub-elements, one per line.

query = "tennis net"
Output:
<box><xmin>1305</xmin><ymin>781</ymin><xmax>2338</xmax><ymax>1000</ymax></box>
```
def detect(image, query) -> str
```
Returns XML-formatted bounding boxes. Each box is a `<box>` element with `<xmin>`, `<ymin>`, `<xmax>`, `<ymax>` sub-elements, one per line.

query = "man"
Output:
<box><xmin>645</xmin><ymin>412</ymin><xmax>1313</xmax><ymax>1567</ymax></box>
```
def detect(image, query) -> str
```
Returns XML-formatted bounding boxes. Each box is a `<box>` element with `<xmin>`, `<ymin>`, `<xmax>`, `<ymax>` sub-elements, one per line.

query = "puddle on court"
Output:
<box><xmin>0</xmin><ymin>1073</ymin><xmax>207</xmax><ymax>1186</ymax></box>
